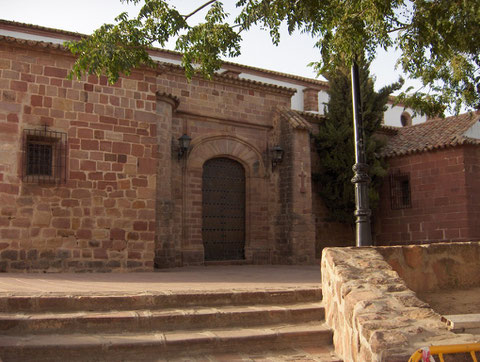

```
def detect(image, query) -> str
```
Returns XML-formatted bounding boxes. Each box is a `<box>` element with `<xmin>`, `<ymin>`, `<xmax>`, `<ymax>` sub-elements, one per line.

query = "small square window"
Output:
<box><xmin>27</xmin><ymin>140</ymin><xmax>53</xmax><ymax>176</ymax></box>
<box><xmin>22</xmin><ymin>128</ymin><xmax>67</xmax><ymax>184</ymax></box>
<box><xmin>390</xmin><ymin>171</ymin><xmax>411</xmax><ymax>209</ymax></box>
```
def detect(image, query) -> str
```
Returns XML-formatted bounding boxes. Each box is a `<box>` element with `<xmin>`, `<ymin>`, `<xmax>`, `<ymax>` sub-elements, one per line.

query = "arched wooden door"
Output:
<box><xmin>202</xmin><ymin>157</ymin><xmax>245</xmax><ymax>261</ymax></box>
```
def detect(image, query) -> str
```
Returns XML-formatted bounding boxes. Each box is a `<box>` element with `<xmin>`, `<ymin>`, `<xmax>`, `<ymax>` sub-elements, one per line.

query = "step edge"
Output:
<box><xmin>0</xmin><ymin>322</ymin><xmax>333</xmax><ymax>348</ymax></box>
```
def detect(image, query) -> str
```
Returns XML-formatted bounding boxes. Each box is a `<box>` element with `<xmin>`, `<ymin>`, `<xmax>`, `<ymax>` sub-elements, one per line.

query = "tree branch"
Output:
<box><xmin>387</xmin><ymin>26</ymin><xmax>409</xmax><ymax>33</ymax></box>
<box><xmin>182</xmin><ymin>0</ymin><xmax>218</xmax><ymax>20</ymax></box>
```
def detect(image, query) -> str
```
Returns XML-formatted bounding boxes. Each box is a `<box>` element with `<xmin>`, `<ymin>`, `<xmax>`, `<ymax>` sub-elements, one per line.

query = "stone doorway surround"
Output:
<box><xmin>182</xmin><ymin>134</ymin><xmax>269</xmax><ymax>265</ymax></box>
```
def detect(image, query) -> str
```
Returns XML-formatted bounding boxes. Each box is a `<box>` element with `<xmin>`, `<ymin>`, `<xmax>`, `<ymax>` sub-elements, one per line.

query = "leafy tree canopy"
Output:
<box><xmin>314</xmin><ymin>60</ymin><xmax>400</xmax><ymax>224</ymax></box>
<box><xmin>67</xmin><ymin>0</ymin><xmax>480</xmax><ymax>117</ymax></box>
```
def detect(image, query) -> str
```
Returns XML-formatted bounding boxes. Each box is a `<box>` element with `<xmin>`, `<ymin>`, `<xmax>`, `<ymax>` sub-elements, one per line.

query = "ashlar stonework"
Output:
<box><xmin>3</xmin><ymin>20</ymin><xmax>480</xmax><ymax>273</ymax></box>
<box><xmin>0</xmin><ymin>26</ymin><xmax>317</xmax><ymax>272</ymax></box>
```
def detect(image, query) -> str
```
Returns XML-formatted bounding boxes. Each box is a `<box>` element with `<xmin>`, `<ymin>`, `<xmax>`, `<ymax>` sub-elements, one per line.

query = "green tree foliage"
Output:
<box><xmin>66</xmin><ymin>0</ymin><xmax>480</xmax><ymax>117</ymax></box>
<box><xmin>67</xmin><ymin>0</ymin><xmax>241</xmax><ymax>83</ymax></box>
<box><xmin>314</xmin><ymin>61</ymin><xmax>401</xmax><ymax>224</ymax></box>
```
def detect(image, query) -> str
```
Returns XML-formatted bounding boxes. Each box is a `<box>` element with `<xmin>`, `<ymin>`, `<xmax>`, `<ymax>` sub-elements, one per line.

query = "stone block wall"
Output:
<box><xmin>288</xmin><ymin>127</ymin><xmax>316</xmax><ymax>264</ymax></box>
<box><xmin>309</xmin><ymin>123</ymin><xmax>355</xmax><ymax>257</ymax></box>
<box><xmin>322</xmin><ymin>246</ymin><xmax>476</xmax><ymax>362</ymax></box>
<box><xmin>464</xmin><ymin>145</ymin><xmax>480</xmax><ymax>240</ymax></box>
<box><xmin>155</xmin><ymin>68</ymin><xmax>296</xmax><ymax>265</ymax></box>
<box><xmin>275</xmin><ymin>112</ymin><xmax>295</xmax><ymax>263</ymax></box>
<box><xmin>377</xmin><ymin>242</ymin><xmax>480</xmax><ymax>293</ymax></box>
<box><xmin>375</xmin><ymin>146</ymin><xmax>476</xmax><ymax>245</ymax></box>
<box><xmin>271</xmin><ymin>111</ymin><xmax>316</xmax><ymax>264</ymax></box>
<box><xmin>302</xmin><ymin>88</ymin><xmax>319</xmax><ymax>112</ymax></box>
<box><xmin>0</xmin><ymin>32</ymin><xmax>319</xmax><ymax>271</ymax></box>
<box><xmin>0</xmin><ymin>41</ymin><xmax>158</xmax><ymax>271</ymax></box>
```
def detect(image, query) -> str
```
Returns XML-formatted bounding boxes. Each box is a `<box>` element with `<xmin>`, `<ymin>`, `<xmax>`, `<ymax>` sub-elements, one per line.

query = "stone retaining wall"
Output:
<box><xmin>321</xmin><ymin>245</ymin><xmax>476</xmax><ymax>361</ymax></box>
<box><xmin>377</xmin><ymin>242</ymin><xmax>480</xmax><ymax>293</ymax></box>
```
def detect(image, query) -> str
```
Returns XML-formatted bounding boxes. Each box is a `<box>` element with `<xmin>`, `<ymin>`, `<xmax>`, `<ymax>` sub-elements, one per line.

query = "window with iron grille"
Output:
<box><xmin>22</xmin><ymin>128</ymin><xmax>67</xmax><ymax>184</ymax></box>
<box><xmin>390</xmin><ymin>171</ymin><xmax>411</xmax><ymax>209</ymax></box>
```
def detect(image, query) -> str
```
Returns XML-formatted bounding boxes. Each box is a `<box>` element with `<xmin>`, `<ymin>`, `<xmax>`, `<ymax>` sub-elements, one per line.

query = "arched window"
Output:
<box><xmin>400</xmin><ymin>112</ymin><xmax>412</xmax><ymax>127</ymax></box>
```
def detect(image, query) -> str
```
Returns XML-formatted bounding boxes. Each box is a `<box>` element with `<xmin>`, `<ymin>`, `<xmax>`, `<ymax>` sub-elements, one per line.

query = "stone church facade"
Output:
<box><xmin>0</xmin><ymin>21</ymin><xmax>321</xmax><ymax>271</ymax></box>
<box><xmin>3</xmin><ymin>20</ymin><xmax>477</xmax><ymax>273</ymax></box>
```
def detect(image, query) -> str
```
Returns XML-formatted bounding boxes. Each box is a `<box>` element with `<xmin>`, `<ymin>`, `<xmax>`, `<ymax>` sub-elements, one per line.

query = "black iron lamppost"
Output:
<box><xmin>178</xmin><ymin>134</ymin><xmax>191</xmax><ymax>160</ymax></box>
<box><xmin>351</xmin><ymin>60</ymin><xmax>372</xmax><ymax>247</ymax></box>
<box><xmin>271</xmin><ymin>145</ymin><xmax>284</xmax><ymax>170</ymax></box>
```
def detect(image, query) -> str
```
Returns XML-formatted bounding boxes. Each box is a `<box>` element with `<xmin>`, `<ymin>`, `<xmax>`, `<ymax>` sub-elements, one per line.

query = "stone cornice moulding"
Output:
<box><xmin>155</xmin><ymin>92</ymin><xmax>180</xmax><ymax>111</ymax></box>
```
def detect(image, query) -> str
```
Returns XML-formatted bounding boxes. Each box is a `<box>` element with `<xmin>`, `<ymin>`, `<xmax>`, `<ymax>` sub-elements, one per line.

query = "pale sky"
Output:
<box><xmin>1</xmin><ymin>0</ymin><xmax>412</xmax><ymax>91</ymax></box>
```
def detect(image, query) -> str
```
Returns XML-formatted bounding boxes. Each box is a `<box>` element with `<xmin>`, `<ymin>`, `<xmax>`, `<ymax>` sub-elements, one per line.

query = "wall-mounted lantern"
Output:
<box><xmin>178</xmin><ymin>134</ymin><xmax>191</xmax><ymax>160</ymax></box>
<box><xmin>271</xmin><ymin>145</ymin><xmax>284</xmax><ymax>170</ymax></box>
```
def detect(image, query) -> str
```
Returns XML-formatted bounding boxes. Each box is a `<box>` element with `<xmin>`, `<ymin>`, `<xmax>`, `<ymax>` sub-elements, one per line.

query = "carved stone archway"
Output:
<box><xmin>181</xmin><ymin>134</ymin><xmax>270</xmax><ymax>264</ymax></box>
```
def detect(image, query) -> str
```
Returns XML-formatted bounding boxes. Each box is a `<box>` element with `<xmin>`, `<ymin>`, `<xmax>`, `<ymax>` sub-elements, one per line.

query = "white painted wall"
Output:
<box><xmin>238</xmin><ymin>73</ymin><xmax>305</xmax><ymax>111</ymax></box>
<box><xmin>463</xmin><ymin>120</ymin><xmax>480</xmax><ymax>139</ymax></box>
<box><xmin>384</xmin><ymin>105</ymin><xmax>426</xmax><ymax>127</ymax></box>
<box><xmin>313</xmin><ymin>90</ymin><xmax>426</xmax><ymax>126</ymax></box>
<box><xmin>150</xmin><ymin>55</ymin><xmax>183</xmax><ymax>66</ymax></box>
<box><xmin>318</xmin><ymin>90</ymin><xmax>329</xmax><ymax>115</ymax></box>
<box><xmin>0</xmin><ymin>29</ymin><xmax>65</xmax><ymax>44</ymax></box>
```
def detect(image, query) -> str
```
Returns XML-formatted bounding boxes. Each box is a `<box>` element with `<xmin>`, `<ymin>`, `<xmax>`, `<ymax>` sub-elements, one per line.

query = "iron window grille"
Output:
<box><xmin>22</xmin><ymin>127</ymin><xmax>67</xmax><ymax>184</ymax></box>
<box><xmin>390</xmin><ymin>171</ymin><xmax>411</xmax><ymax>210</ymax></box>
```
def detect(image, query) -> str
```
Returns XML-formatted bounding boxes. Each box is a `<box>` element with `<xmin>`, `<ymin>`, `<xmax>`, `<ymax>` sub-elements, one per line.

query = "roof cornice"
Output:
<box><xmin>0</xmin><ymin>19</ymin><xmax>327</xmax><ymax>89</ymax></box>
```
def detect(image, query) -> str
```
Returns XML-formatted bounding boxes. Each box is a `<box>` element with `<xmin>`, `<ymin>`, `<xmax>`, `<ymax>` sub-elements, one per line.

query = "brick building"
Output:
<box><xmin>0</xmin><ymin>20</ymin><xmax>326</xmax><ymax>272</ymax></box>
<box><xmin>0</xmin><ymin>20</ymin><xmax>475</xmax><ymax>273</ymax></box>
<box><xmin>375</xmin><ymin>112</ymin><xmax>480</xmax><ymax>245</ymax></box>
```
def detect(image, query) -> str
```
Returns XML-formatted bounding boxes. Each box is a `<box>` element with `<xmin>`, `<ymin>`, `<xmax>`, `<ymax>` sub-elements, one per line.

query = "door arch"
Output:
<box><xmin>202</xmin><ymin>157</ymin><xmax>245</xmax><ymax>261</ymax></box>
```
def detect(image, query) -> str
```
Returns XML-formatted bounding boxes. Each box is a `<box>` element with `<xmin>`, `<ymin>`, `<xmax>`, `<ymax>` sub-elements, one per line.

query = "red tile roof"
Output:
<box><xmin>382</xmin><ymin>111</ymin><xmax>480</xmax><ymax>157</ymax></box>
<box><xmin>278</xmin><ymin>107</ymin><xmax>313</xmax><ymax>131</ymax></box>
<box><xmin>295</xmin><ymin>110</ymin><xmax>326</xmax><ymax>124</ymax></box>
<box><xmin>0</xmin><ymin>34</ymin><xmax>65</xmax><ymax>50</ymax></box>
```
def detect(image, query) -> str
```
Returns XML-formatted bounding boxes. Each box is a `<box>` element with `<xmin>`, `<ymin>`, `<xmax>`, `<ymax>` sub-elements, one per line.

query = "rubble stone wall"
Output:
<box><xmin>377</xmin><ymin>242</ymin><xmax>480</xmax><ymax>293</ymax></box>
<box><xmin>321</xmin><ymin>246</ymin><xmax>476</xmax><ymax>362</ymax></box>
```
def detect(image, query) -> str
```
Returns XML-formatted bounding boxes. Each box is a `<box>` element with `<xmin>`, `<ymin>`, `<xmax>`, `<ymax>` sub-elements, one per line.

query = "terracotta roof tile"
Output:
<box><xmin>277</xmin><ymin>106</ymin><xmax>313</xmax><ymax>131</ymax></box>
<box><xmin>0</xmin><ymin>34</ymin><xmax>66</xmax><ymax>50</ymax></box>
<box><xmin>378</xmin><ymin>125</ymin><xmax>399</xmax><ymax>136</ymax></box>
<box><xmin>295</xmin><ymin>110</ymin><xmax>326</xmax><ymax>124</ymax></box>
<box><xmin>382</xmin><ymin>111</ymin><xmax>480</xmax><ymax>157</ymax></box>
<box><xmin>0</xmin><ymin>19</ymin><xmax>83</xmax><ymax>39</ymax></box>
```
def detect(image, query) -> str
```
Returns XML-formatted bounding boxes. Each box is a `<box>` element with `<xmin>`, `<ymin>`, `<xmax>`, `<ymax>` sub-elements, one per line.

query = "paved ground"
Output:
<box><xmin>0</xmin><ymin>265</ymin><xmax>321</xmax><ymax>295</ymax></box>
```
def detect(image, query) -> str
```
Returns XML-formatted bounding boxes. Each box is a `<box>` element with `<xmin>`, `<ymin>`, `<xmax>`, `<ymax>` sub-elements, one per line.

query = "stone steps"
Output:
<box><xmin>0</xmin><ymin>301</ymin><xmax>325</xmax><ymax>335</ymax></box>
<box><xmin>198</xmin><ymin>347</ymin><xmax>343</xmax><ymax>362</ymax></box>
<box><xmin>0</xmin><ymin>287</ymin><xmax>340</xmax><ymax>361</ymax></box>
<box><xmin>0</xmin><ymin>322</ymin><xmax>334</xmax><ymax>361</ymax></box>
<box><xmin>0</xmin><ymin>288</ymin><xmax>322</xmax><ymax>313</ymax></box>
